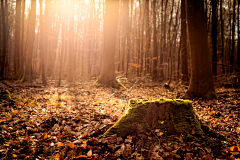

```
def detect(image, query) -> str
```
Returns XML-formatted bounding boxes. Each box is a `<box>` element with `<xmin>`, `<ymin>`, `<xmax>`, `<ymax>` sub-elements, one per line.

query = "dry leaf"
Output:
<box><xmin>57</xmin><ymin>142</ymin><xmax>64</xmax><ymax>147</ymax></box>
<box><xmin>87</xmin><ymin>149</ymin><xmax>92</xmax><ymax>157</ymax></box>
<box><xmin>68</xmin><ymin>142</ymin><xmax>75</xmax><ymax>149</ymax></box>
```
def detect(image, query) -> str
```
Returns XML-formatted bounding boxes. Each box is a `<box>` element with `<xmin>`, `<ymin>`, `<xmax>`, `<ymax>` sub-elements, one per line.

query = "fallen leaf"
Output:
<box><xmin>68</xmin><ymin>142</ymin><xmax>75</xmax><ymax>149</ymax></box>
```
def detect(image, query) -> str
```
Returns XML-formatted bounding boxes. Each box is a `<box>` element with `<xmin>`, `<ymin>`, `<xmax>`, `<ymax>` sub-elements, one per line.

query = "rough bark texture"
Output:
<box><xmin>25</xmin><ymin>0</ymin><xmax>36</xmax><ymax>83</ymax></box>
<box><xmin>230</xmin><ymin>0</ymin><xmax>236</xmax><ymax>73</ymax></box>
<box><xmin>152</xmin><ymin>0</ymin><xmax>158</xmax><ymax>81</ymax></box>
<box><xmin>40</xmin><ymin>0</ymin><xmax>47</xmax><ymax>85</ymax></box>
<box><xmin>211</xmin><ymin>0</ymin><xmax>217</xmax><ymax>77</ymax></box>
<box><xmin>14</xmin><ymin>0</ymin><xmax>21</xmax><ymax>77</ymax></box>
<box><xmin>238</xmin><ymin>1</ymin><xmax>240</xmax><ymax>71</ymax></box>
<box><xmin>98</xmin><ymin>0</ymin><xmax>119</xmax><ymax>87</ymax></box>
<box><xmin>180</xmin><ymin>0</ymin><xmax>188</xmax><ymax>82</ymax></box>
<box><xmin>68</xmin><ymin>0</ymin><xmax>74</xmax><ymax>82</ymax></box>
<box><xmin>0</xmin><ymin>0</ymin><xmax>7</xmax><ymax>77</ymax></box>
<box><xmin>104</xmin><ymin>98</ymin><xmax>203</xmax><ymax>138</ymax></box>
<box><xmin>184</xmin><ymin>0</ymin><xmax>216</xmax><ymax>99</ymax></box>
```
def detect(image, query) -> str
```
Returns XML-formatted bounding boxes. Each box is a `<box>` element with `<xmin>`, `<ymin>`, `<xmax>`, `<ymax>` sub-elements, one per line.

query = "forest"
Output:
<box><xmin>0</xmin><ymin>0</ymin><xmax>240</xmax><ymax>159</ymax></box>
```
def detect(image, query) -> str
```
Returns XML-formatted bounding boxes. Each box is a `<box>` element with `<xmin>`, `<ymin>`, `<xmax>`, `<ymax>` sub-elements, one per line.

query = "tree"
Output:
<box><xmin>24</xmin><ymin>0</ymin><xmax>36</xmax><ymax>83</ymax></box>
<box><xmin>39</xmin><ymin>0</ymin><xmax>47</xmax><ymax>84</ymax></box>
<box><xmin>180</xmin><ymin>0</ymin><xmax>188</xmax><ymax>82</ymax></box>
<box><xmin>220</xmin><ymin>0</ymin><xmax>225</xmax><ymax>73</ymax></box>
<box><xmin>0</xmin><ymin>0</ymin><xmax>7</xmax><ymax>77</ymax></box>
<box><xmin>230</xmin><ymin>0</ymin><xmax>236</xmax><ymax>73</ymax></box>
<box><xmin>211</xmin><ymin>0</ymin><xmax>217</xmax><ymax>78</ymax></box>
<box><xmin>18</xmin><ymin>0</ymin><xmax>25</xmax><ymax>80</ymax></box>
<box><xmin>14</xmin><ymin>0</ymin><xmax>21</xmax><ymax>78</ymax></box>
<box><xmin>145</xmin><ymin>0</ymin><xmax>150</xmax><ymax>76</ymax></box>
<box><xmin>152</xmin><ymin>0</ymin><xmax>158</xmax><ymax>80</ymax></box>
<box><xmin>68</xmin><ymin>0</ymin><xmax>75</xmax><ymax>82</ymax></box>
<box><xmin>237</xmin><ymin>0</ymin><xmax>240</xmax><ymax>72</ymax></box>
<box><xmin>183</xmin><ymin>0</ymin><xmax>216</xmax><ymax>99</ymax></box>
<box><xmin>98</xmin><ymin>0</ymin><xmax>120</xmax><ymax>88</ymax></box>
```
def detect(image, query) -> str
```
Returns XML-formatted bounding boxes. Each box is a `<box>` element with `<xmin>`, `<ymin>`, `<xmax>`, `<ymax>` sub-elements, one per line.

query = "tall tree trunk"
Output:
<box><xmin>0</xmin><ymin>0</ymin><xmax>7</xmax><ymax>77</ymax></box>
<box><xmin>152</xmin><ymin>0</ymin><xmax>158</xmax><ymax>80</ymax></box>
<box><xmin>88</xmin><ymin>1</ymin><xmax>93</xmax><ymax>76</ymax></box>
<box><xmin>25</xmin><ymin>0</ymin><xmax>36</xmax><ymax>83</ymax></box>
<box><xmin>58</xmin><ymin>8</ymin><xmax>66</xmax><ymax>87</ymax></box>
<box><xmin>160</xmin><ymin>0</ymin><xmax>168</xmax><ymax>78</ymax></box>
<box><xmin>237</xmin><ymin>1</ymin><xmax>240</xmax><ymax>71</ymax></box>
<box><xmin>230</xmin><ymin>0</ymin><xmax>236</xmax><ymax>73</ymax></box>
<box><xmin>220</xmin><ymin>0</ymin><xmax>225</xmax><ymax>73</ymax></box>
<box><xmin>39</xmin><ymin>0</ymin><xmax>47</xmax><ymax>84</ymax></box>
<box><xmin>19</xmin><ymin>0</ymin><xmax>25</xmax><ymax>79</ymax></box>
<box><xmin>68</xmin><ymin>0</ymin><xmax>74</xmax><ymax>82</ymax></box>
<box><xmin>181</xmin><ymin>0</ymin><xmax>188</xmax><ymax>82</ymax></box>
<box><xmin>211</xmin><ymin>0</ymin><xmax>217</xmax><ymax>78</ymax></box>
<box><xmin>145</xmin><ymin>0</ymin><xmax>150</xmax><ymax>76</ymax></box>
<box><xmin>184</xmin><ymin>0</ymin><xmax>216</xmax><ymax>99</ymax></box>
<box><xmin>122</xmin><ymin>0</ymin><xmax>128</xmax><ymax>73</ymax></box>
<box><xmin>98</xmin><ymin>0</ymin><xmax>119</xmax><ymax>87</ymax></box>
<box><xmin>167</xmin><ymin>0</ymin><xmax>174</xmax><ymax>80</ymax></box>
<box><xmin>14</xmin><ymin>0</ymin><xmax>21</xmax><ymax>77</ymax></box>
<box><xmin>126</xmin><ymin>0</ymin><xmax>133</xmax><ymax>78</ymax></box>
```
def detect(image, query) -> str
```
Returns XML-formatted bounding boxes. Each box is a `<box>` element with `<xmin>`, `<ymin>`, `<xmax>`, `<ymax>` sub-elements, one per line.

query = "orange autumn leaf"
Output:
<box><xmin>230</xmin><ymin>146</ymin><xmax>238</xmax><ymax>152</ymax></box>
<box><xmin>23</xmin><ymin>137</ymin><xmax>29</xmax><ymax>141</ymax></box>
<box><xmin>36</xmin><ymin>116</ymin><xmax>41</xmax><ymax>120</ymax></box>
<box><xmin>33</xmin><ymin>128</ymin><xmax>38</xmax><ymax>132</ymax></box>
<box><xmin>13</xmin><ymin>110</ymin><xmax>19</xmax><ymax>114</ymax></box>
<box><xmin>12</xmin><ymin>154</ymin><xmax>17</xmax><ymax>158</ymax></box>
<box><xmin>68</xmin><ymin>142</ymin><xmax>75</xmax><ymax>149</ymax></box>
<box><xmin>44</xmin><ymin>133</ymin><xmax>48</xmax><ymax>140</ymax></box>
<box><xmin>55</xmin><ymin>154</ymin><xmax>60</xmax><ymax>160</ymax></box>
<box><xmin>57</xmin><ymin>142</ymin><xmax>64</xmax><ymax>147</ymax></box>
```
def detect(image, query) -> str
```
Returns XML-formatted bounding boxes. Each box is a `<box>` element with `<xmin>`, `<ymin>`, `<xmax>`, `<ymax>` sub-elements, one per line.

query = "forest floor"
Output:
<box><xmin>0</xmin><ymin>77</ymin><xmax>240</xmax><ymax>160</ymax></box>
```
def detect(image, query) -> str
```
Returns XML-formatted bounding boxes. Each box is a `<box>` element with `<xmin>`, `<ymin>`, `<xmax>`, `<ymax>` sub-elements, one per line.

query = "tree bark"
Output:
<box><xmin>145</xmin><ymin>0</ymin><xmax>150</xmax><ymax>76</ymax></box>
<box><xmin>0</xmin><ymin>0</ymin><xmax>7</xmax><ymax>77</ymax></box>
<box><xmin>152</xmin><ymin>0</ymin><xmax>158</xmax><ymax>80</ymax></box>
<box><xmin>220</xmin><ymin>0</ymin><xmax>225</xmax><ymax>73</ymax></box>
<box><xmin>14</xmin><ymin>0</ymin><xmax>21</xmax><ymax>77</ymax></box>
<box><xmin>19</xmin><ymin>0</ymin><xmax>25</xmax><ymax>80</ymax></box>
<box><xmin>230</xmin><ymin>0</ymin><xmax>236</xmax><ymax>73</ymax></box>
<box><xmin>68</xmin><ymin>0</ymin><xmax>74</xmax><ymax>82</ymax></box>
<box><xmin>184</xmin><ymin>0</ymin><xmax>216</xmax><ymax>99</ymax></box>
<box><xmin>237</xmin><ymin>1</ymin><xmax>240</xmax><ymax>71</ymax></box>
<box><xmin>104</xmin><ymin>98</ymin><xmax>203</xmax><ymax>138</ymax></box>
<box><xmin>121</xmin><ymin>0</ymin><xmax>128</xmax><ymax>73</ymax></box>
<box><xmin>211</xmin><ymin>0</ymin><xmax>217</xmax><ymax>77</ymax></box>
<box><xmin>39</xmin><ymin>0</ymin><xmax>47</xmax><ymax>85</ymax></box>
<box><xmin>180</xmin><ymin>0</ymin><xmax>189</xmax><ymax>82</ymax></box>
<box><xmin>25</xmin><ymin>0</ymin><xmax>36</xmax><ymax>83</ymax></box>
<box><xmin>98</xmin><ymin>0</ymin><xmax>119</xmax><ymax>87</ymax></box>
<box><xmin>58</xmin><ymin>6</ymin><xmax>66</xmax><ymax>87</ymax></box>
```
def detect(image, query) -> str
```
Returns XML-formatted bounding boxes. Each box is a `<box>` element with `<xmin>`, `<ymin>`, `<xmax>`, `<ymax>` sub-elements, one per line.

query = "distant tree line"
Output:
<box><xmin>0</xmin><ymin>0</ymin><xmax>239</xmax><ymax>86</ymax></box>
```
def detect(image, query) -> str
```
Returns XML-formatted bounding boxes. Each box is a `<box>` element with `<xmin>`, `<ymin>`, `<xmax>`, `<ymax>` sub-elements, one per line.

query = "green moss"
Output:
<box><xmin>104</xmin><ymin>98</ymin><xmax>203</xmax><ymax>138</ymax></box>
<box><xmin>183</xmin><ymin>81</ymin><xmax>190</xmax><ymax>86</ymax></box>
<box><xmin>167</xmin><ymin>99</ymin><xmax>203</xmax><ymax>135</ymax></box>
<box><xmin>0</xmin><ymin>90</ymin><xmax>11</xmax><ymax>101</ymax></box>
<box><xmin>104</xmin><ymin>99</ymin><xmax>148</xmax><ymax>137</ymax></box>
<box><xmin>178</xmin><ymin>81</ymin><xmax>189</xmax><ymax>86</ymax></box>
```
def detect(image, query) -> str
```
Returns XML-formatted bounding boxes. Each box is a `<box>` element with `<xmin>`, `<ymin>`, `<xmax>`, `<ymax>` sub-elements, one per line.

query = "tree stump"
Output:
<box><xmin>104</xmin><ymin>98</ymin><xmax>203</xmax><ymax>138</ymax></box>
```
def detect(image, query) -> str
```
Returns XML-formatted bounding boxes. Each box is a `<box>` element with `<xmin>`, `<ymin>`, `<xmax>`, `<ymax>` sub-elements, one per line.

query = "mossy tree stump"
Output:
<box><xmin>104</xmin><ymin>98</ymin><xmax>203</xmax><ymax>138</ymax></box>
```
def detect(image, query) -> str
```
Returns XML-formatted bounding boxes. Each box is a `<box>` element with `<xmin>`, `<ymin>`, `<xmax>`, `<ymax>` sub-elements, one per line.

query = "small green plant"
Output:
<box><xmin>1</xmin><ymin>90</ymin><xmax>11</xmax><ymax>101</ymax></box>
